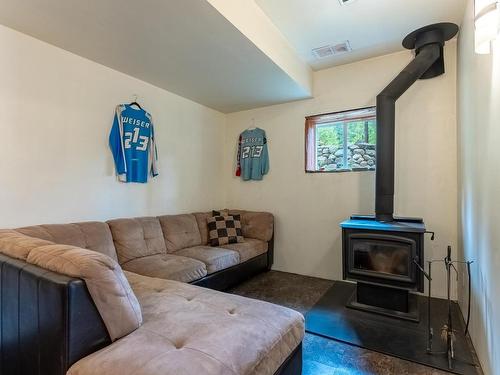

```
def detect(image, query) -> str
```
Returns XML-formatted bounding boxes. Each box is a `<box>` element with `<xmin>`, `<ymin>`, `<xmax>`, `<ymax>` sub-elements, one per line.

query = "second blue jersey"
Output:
<box><xmin>236</xmin><ymin>128</ymin><xmax>269</xmax><ymax>181</ymax></box>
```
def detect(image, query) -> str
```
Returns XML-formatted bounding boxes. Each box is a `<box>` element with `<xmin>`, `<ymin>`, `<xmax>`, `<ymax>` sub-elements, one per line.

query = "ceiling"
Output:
<box><xmin>0</xmin><ymin>0</ymin><xmax>311</xmax><ymax>113</ymax></box>
<box><xmin>255</xmin><ymin>0</ymin><xmax>467</xmax><ymax>71</ymax></box>
<box><xmin>0</xmin><ymin>0</ymin><xmax>467</xmax><ymax>112</ymax></box>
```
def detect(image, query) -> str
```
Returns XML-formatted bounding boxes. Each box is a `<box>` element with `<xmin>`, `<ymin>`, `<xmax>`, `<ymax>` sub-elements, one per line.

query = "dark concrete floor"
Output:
<box><xmin>229</xmin><ymin>271</ymin><xmax>477</xmax><ymax>375</ymax></box>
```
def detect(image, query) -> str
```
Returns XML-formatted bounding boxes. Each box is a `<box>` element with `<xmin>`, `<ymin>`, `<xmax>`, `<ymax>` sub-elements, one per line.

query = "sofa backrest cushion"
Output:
<box><xmin>27</xmin><ymin>244</ymin><xmax>142</xmax><ymax>341</ymax></box>
<box><xmin>107</xmin><ymin>217</ymin><xmax>166</xmax><ymax>265</ymax></box>
<box><xmin>193</xmin><ymin>212</ymin><xmax>211</xmax><ymax>245</ymax></box>
<box><xmin>16</xmin><ymin>222</ymin><xmax>118</xmax><ymax>261</ymax></box>
<box><xmin>0</xmin><ymin>229</ymin><xmax>54</xmax><ymax>260</ymax></box>
<box><xmin>227</xmin><ymin>210</ymin><xmax>274</xmax><ymax>242</ymax></box>
<box><xmin>158</xmin><ymin>214</ymin><xmax>202</xmax><ymax>252</ymax></box>
<box><xmin>243</xmin><ymin>211</ymin><xmax>274</xmax><ymax>242</ymax></box>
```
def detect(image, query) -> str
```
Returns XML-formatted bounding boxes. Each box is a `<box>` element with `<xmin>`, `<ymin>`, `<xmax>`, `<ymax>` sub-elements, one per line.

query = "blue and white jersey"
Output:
<box><xmin>109</xmin><ymin>104</ymin><xmax>159</xmax><ymax>183</ymax></box>
<box><xmin>236</xmin><ymin>128</ymin><xmax>269</xmax><ymax>181</ymax></box>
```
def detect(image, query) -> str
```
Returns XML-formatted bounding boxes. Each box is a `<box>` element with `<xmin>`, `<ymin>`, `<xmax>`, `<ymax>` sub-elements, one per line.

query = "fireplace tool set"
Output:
<box><xmin>413</xmin><ymin>246</ymin><xmax>474</xmax><ymax>370</ymax></box>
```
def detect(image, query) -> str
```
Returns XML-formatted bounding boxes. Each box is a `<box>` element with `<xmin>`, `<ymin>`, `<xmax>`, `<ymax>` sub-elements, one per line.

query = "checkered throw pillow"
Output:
<box><xmin>212</xmin><ymin>210</ymin><xmax>241</xmax><ymax>222</ymax></box>
<box><xmin>207</xmin><ymin>215</ymin><xmax>244</xmax><ymax>246</ymax></box>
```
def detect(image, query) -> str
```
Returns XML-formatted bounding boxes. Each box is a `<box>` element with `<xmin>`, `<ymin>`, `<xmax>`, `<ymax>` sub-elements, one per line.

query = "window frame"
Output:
<box><xmin>305</xmin><ymin>106</ymin><xmax>377</xmax><ymax>173</ymax></box>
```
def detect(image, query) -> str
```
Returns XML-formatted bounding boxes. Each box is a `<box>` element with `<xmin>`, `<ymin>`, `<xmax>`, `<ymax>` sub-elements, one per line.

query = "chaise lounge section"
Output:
<box><xmin>0</xmin><ymin>210</ymin><xmax>303</xmax><ymax>375</ymax></box>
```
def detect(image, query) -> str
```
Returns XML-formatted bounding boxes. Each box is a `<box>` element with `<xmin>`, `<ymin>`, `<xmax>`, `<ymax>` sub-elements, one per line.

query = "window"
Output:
<box><xmin>305</xmin><ymin>107</ymin><xmax>376</xmax><ymax>172</ymax></box>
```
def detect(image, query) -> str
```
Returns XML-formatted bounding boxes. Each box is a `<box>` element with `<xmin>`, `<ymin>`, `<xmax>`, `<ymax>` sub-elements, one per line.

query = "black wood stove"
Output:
<box><xmin>340</xmin><ymin>23</ymin><xmax>458</xmax><ymax>322</ymax></box>
<box><xmin>341</xmin><ymin>216</ymin><xmax>425</xmax><ymax>321</ymax></box>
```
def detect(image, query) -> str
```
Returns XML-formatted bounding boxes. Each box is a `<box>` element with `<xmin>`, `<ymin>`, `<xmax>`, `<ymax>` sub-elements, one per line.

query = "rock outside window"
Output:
<box><xmin>305</xmin><ymin>107</ymin><xmax>376</xmax><ymax>173</ymax></box>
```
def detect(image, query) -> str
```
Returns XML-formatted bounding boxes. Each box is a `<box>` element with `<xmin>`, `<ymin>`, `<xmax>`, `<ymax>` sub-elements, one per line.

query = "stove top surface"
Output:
<box><xmin>340</xmin><ymin>215</ymin><xmax>426</xmax><ymax>233</ymax></box>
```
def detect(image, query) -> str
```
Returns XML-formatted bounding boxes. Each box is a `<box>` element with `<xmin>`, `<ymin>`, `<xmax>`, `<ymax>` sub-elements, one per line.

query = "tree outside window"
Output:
<box><xmin>305</xmin><ymin>107</ymin><xmax>376</xmax><ymax>172</ymax></box>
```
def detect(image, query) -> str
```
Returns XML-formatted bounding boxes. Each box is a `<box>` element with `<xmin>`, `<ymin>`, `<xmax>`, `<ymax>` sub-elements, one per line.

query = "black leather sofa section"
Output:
<box><xmin>276</xmin><ymin>344</ymin><xmax>303</xmax><ymax>375</ymax></box>
<box><xmin>0</xmin><ymin>254</ymin><xmax>111</xmax><ymax>375</ymax></box>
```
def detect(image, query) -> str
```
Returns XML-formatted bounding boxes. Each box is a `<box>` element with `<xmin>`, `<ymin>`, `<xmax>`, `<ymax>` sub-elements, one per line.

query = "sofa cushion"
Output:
<box><xmin>174</xmin><ymin>246</ymin><xmax>240</xmax><ymax>274</ymax></box>
<box><xmin>210</xmin><ymin>210</ymin><xmax>274</xmax><ymax>242</ymax></box>
<box><xmin>212</xmin><ymin>210</ymin><xmax>243</xmax><ymax>223</ymax></box>
<box><xmin>158</xmin><ymin>214</ymin><xmax>202</xmax><ymax>252</ymax></box>
<box><xmin>207</xmin><ymin>215</ymin><xmax>244</xmax><ymax>247</ymax></box>
<box><xmin>16</xmin><ymin>222</ymin><xmax>118</xmax><ymax>261</ymax></box>
<box><xmin>221</xmin><ymin>238</ymin><xmax>268</xmax><ymax>263</ymax></box>
<box><xmin>107</xmin><ymin>217</ymin><xmax>166</xmax><ymax>265</ymax></box>
<box><xmin>212</xmin><ymin>211</ymin><xmax>243</xmax><ymax>232</ymax></box>
<box><xmin>68</xmin><ymin>272</ymin><xmax>304</xmax><ymax>375</ymax></box>
<box><xmin>230</xmin><ymin>211</ymin><xmax>274</xmax><ymax>242</ymax></box>
<box><xmin>121</xmin><ymin>254</ymin><xmax>207</xmax><ymax>283</ymax></box>
<box><xmin>27</xmin><ymin>245</ymin><xmax>142</xmax><ymax>342</ymax></box>
<box><xmin>0</xmin><ymin>229</ymin><xmax>54</xmax><ymax>260</ymax></box>
<box><xmin>193</xmin><ymin>212</ymin><xmax>211</xmax><ymax>245</ymax></box>
<box><xmin>212</xmin><ymin>209</ymin><xmax>228</xmax><ymax>216</ymax></box>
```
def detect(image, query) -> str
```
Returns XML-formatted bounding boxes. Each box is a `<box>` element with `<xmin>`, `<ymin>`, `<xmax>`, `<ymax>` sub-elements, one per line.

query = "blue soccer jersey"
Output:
<box><xmin>109</xmin><ymin>104</ymin><xmax>159</xmax><ymax>183</ymax></box>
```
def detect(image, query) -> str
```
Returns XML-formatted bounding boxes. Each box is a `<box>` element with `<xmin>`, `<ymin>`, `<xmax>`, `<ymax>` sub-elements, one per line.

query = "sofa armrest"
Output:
<box><xmin>0</xmin><ymin>254</ymin><xmax>110</xmax><ymax>375</ymax></box>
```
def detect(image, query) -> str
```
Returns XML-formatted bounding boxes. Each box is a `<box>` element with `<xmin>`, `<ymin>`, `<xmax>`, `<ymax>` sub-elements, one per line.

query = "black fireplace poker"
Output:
<box><xmin>375</xmin><ymin>23</ymin><xmax>459</xmax><ymax>222</ymax></box>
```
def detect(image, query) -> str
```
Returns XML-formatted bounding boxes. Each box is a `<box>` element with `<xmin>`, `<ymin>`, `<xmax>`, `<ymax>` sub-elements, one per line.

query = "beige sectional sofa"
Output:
<box><xmin>15</xmin><ymin>210</ymin><xmax>273</xmax><ymax>285</ymax></box>
<box><xmin>69</xmin><ymin>271</ymin><xmax>303</xmax><ymax>375</ymax></box>
<box><xmin>0</xmin><ymin>210</ymin><xmax>304</xmax><ymax>375</ymax></box>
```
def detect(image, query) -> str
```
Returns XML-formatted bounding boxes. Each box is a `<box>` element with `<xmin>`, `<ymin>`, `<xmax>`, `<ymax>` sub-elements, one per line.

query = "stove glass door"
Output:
<box><xmin>349</xmin><ymin>233</ymin><xmax>416</xmax><ymax>283</ymax></box>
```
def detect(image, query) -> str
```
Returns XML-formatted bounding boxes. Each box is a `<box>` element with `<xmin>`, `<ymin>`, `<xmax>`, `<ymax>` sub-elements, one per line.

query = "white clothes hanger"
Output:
<box><xmin>246</xmin><ymin>118</ymin><xmax>257</xmax><ymax>130</ymax></box>
<box><xmin>129</xmin><ymin>94</ymin><xmax>143</xmax><ymax>110</ymax></box>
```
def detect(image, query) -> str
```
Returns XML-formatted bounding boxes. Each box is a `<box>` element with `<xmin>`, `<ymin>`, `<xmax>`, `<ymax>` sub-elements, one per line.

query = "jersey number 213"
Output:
<box><xmin>124</xmin><ymin>127</ymin><xmax>149</xmax><ymax>151</ymax></box>
<box><xmin>242</xmin><ymin>145</ymin><xmax>263</xmax><ymax>159</ymax></box>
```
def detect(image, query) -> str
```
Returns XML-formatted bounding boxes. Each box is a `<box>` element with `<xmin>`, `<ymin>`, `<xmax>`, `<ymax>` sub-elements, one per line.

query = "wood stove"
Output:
<box><xmin>340</xmin><ymin>23</ymin><xmax>458</xmax><ymax>322</ymax></box>
<box><xmin>341</xmin><ymin>216</ymin><xmax>425</xmax><ymax>321</ymax></box>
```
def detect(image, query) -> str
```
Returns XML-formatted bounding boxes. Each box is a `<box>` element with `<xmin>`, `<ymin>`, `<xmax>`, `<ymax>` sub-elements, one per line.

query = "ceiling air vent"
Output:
<box><xmin>312</xmin><ymin>45</ymin><xmax>335</xmax><ymax>59</ymax></box>
<box><xmin>333</xmin><ymin>41</ymin><xmax>352</xmax><ymax>54</ymax></box>
<box><xmin>338</xmin><ymin>0</ymin><xmax>357</xmax><ymax>5</ymax></box>
<box><xmin>312</xmin><ymin>41</ymin><xmax>352</xmax><ymax>59</ymax></box>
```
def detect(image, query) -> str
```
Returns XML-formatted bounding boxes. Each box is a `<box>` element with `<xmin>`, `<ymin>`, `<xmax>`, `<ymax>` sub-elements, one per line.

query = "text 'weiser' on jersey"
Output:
<box><xmin>109</xmin><ymin>104</ymin><xmax>159</xmax><ymax>183</ymax></box>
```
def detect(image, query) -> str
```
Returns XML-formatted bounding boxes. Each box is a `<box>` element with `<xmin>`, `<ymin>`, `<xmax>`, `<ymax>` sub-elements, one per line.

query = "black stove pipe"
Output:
<box><xmin>375</xmin><ymin>23</ymin><xmax>458</xmax><ymax>222</ymax></box>
<box><xmin>375</xmin><ymin>44</ymin><xmax>440</xmax><ymax>222</ymax></box>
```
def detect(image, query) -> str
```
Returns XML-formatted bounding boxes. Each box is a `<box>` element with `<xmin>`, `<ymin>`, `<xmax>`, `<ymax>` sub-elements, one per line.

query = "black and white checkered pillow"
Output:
<box><xmin>212</xmin><ymin>210</ymin><xmax>242</xmax><ymax>221</ymax></box>
<box><xmin>207</xmin><ymin>215</ymin><xmax>244</xmax><ymax>246</ymax></box>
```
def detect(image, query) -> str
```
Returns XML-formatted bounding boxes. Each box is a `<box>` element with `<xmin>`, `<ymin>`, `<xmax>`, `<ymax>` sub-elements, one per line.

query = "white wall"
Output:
<box><xmin>0</xmin><ymin>23</ymin><xmax>461</xmax><ymax>301</ymax></box>
<box><xmin>224</xmin><ymin>44</ymin><xmax>458</xmax><ymax>298</ymax></box>
<box><xmin>0</xmin><ymin>25</ymin><xmax>226</xmax><ymax>228</ymax></box>
<box><xmin>457</xmin><ymin>1</ymin><xmax>500</xmax><ymax>374</ymax></box>
<box><xmin>5</xmin><ymin>9</ymin><xmax>497</xmax><ymax>373</ymax></box>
